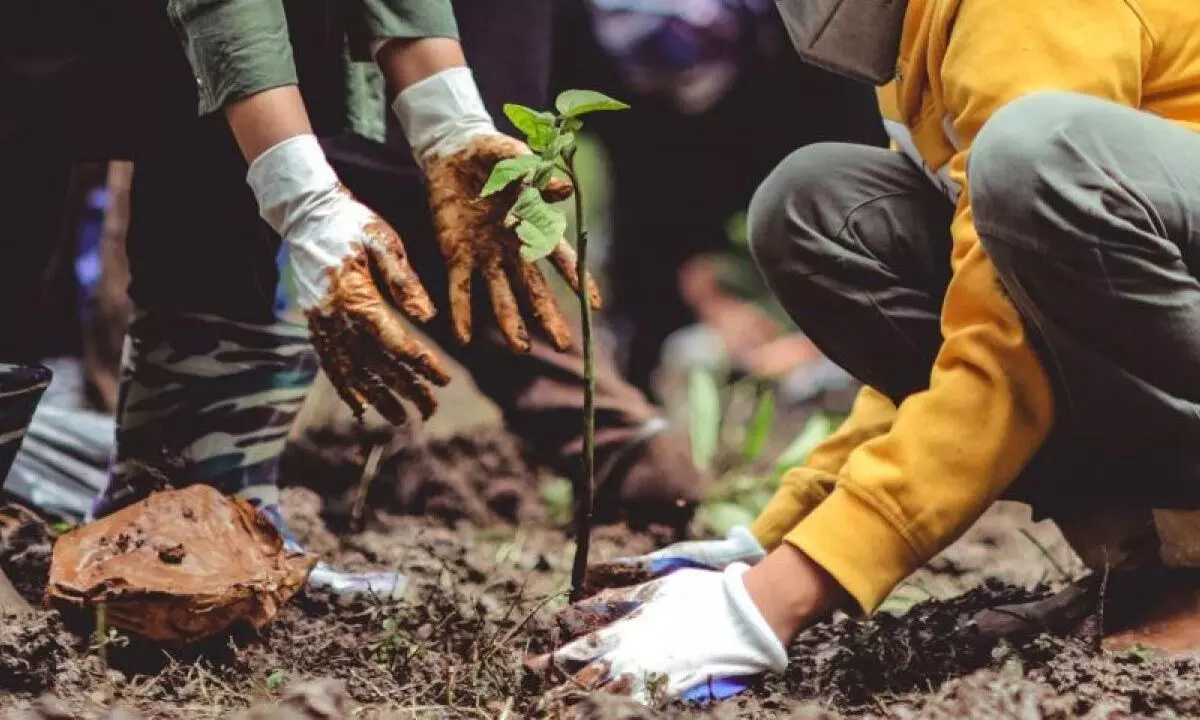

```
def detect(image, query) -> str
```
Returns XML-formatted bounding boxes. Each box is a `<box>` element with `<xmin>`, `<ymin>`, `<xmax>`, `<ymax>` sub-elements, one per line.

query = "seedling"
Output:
<box><xmin>483</xmin><ymin>89</ymin><xmax>629</xmax><ymax>601</ymax></box>
<box><xmin>90</xmin><ymin>603</ymin><xmax>129</xmax><ymax>671</ymax></box>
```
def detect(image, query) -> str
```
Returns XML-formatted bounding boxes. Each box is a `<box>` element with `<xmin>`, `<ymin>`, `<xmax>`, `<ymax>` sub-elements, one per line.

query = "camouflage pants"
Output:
<box><xmin>93</xmin><ymin>313</ymin><xmax>318</xmax><ymax>515</ymax></box>
<box><xmin>93</xmin><ymin>0</ymin><xmax>705</xmax><ymax>523</ymax></box>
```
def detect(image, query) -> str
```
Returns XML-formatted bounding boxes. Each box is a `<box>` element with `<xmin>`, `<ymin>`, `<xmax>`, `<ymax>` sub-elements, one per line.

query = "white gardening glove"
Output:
<box><xmin>247</xmin><ymin>135</ymin><xmax>449</xmax><ymax>423</ymax></box>
<box><xmin>393</xmin><ymin>67</ymin><xmax>600</xmax><ymax>353</ymax></box>
<box><xmin>532</xmin><ymin>564</ymin><xmax>787</xmax><ymax>707</ymax></box>
<box><xmin>582</xmin><ymin>526</ymin><xmax>766</xmax><ymax>595</ymax></box>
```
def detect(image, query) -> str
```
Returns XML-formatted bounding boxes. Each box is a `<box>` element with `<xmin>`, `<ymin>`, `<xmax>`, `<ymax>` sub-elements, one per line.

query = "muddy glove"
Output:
<box><xmin>393</xmin><ymin>67</ymin><xmax>601</xmax><ymax>353</ymax></box>
<box><xmin>248</xmin><ymin>135</ymin><xmax>450</xmax><ymax>423</ymax></box>
<box><xmin>585</xmin><ymin>526</ymin><xmax>765</xmax><ymax>593</ymax></box>
<box><xmin>534</xmin><ymin>564</ymin><xmax>786</xmax><ymax>705</ymax></box>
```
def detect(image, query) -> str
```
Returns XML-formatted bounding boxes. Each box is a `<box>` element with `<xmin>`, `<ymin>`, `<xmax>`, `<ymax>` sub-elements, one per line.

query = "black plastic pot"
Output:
<box><xmin>0</xmin><ymin>363</ymin><xmax>53</xmax><ymax>480</ymax></box>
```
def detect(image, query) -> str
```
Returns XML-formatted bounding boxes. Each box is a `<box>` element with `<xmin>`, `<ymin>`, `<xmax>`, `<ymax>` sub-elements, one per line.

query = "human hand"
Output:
<box><xmin>394</xmin><ymin>67</ymin><xmax>600</xmax><ymax>353</ymax></box>
<box><xmin>531</xmin><ymin>564</ymin><xmax>787</xmax><ymax>706</ymax></box>
<box><xmin>248</xmin><ymin>135</ymin><xmax>449</xmax><ymax>423</ymax></box>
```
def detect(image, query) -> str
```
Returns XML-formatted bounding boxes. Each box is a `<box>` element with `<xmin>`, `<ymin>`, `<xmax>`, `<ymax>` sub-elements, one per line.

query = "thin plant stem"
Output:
<box><xmin>564</xmin><ymin>152</ymin><xmax>595</xmax><ymax>602</ymax></box>
<box><xmin>95</xmin><ymin>602</ymin><xmax>109</xmax><ymax>671</ymax></box>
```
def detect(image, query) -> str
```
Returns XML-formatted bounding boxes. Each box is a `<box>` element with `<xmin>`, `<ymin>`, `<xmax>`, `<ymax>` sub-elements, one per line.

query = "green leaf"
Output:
<box><xmin>480</xmin><ymin>155</ymin><xmax>544</xmax><ymax>197</ymax></box>
<box><xmin>688</xmin><ymin>368</ymin><xmax>722</xmax><ymax>472</ymax></box>
<box><xmin>509</xmin><ymin>187</ymin><xmax>566</xmax><ymax>262</ymax></box>
<box><xmin>555</xmin><ymin>89</ymin><xmax>630</xmax><ymax>118</ymax></box>
<box><xmin>741</xmin><ymin>389</ymin><xmax>775</xmax><ymax>463</ymax></box>
<box><xmin>531</xmin><ymin>163</ymin><xmax>556</xmax><ymax>189</ymax></box>
<box><xmin>540</xmin><ymin>477</ymin><xmax>573</xmax><ymax>525</ymax></box>
<box><xmin>265</xmin><ymin>669</ymin><xmax>287</xmax><ymax>693</ymax></box>
<box><xmin>773</xmin><ymin>413</ymin><xmax>838</xmax><ymax>474</ymax></box>
<box><xmin>560</xmin><ymin>117</ymin><xmax>584</xmax><ymax>134</ymax></box>
<box><xmin>503</xmin><ymin>103</ymin><xmax>557</xmax><ymax>150</ymax></box>
<box><xmin>543</xmin><ymin>131</ymin><xmax>576</xmax><ymax>162</ymax></box>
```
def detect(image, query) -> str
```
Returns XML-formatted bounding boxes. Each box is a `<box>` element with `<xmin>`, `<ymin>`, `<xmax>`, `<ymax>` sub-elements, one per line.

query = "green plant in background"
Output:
<box><xmin>687</xmin><ymin>366</ymin><xmax>843</xmax><ymax>537</ymax></box>
<box><xmin>265</xmin><ymin>668</ymin><xmax>288</xmax><ymax>694</ymax></box>
<box><xmin>483</xmin><ymin>89</ymin><xmax>629</xmax><ymax>601</ymax></box>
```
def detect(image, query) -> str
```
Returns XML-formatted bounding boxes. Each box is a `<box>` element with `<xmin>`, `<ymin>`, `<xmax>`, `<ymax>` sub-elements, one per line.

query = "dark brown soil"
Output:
<box><xmin>0</xmin><ymin>504</ymin><xmax>56</xmax><ymax>604</ymax></box>
<box><xmin>281</xmin><ymin>424</ymin><xmax>544</xmax><ymax>530</ymax></box>
<box><xmin>4</xmin><ymin>429</ymin><xmax>1200</xmax><ymax>719</ymax></box>
<box><xmin>579</xmin><ymin>561</ymin><xmax>653</xmax><ymax>600</ymax></box>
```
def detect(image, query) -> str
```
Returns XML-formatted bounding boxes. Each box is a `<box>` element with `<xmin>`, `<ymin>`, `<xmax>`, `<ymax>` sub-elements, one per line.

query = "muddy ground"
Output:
<box><xmin>2</xmin><ymin>373</ymin><xmax>1199</xmax><ymax>719</ymax></box>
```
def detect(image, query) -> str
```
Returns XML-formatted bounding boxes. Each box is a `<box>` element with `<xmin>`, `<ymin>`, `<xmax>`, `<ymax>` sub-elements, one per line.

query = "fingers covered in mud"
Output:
<box><xmin>446</xmin><ymin>262</ymin><xmax>475</xmax><ymax>344</ymax></box>
<box><xmin>541</xmin><ymin>172</ymin><xmax>575</xmax><ymax>204</ymax></box>
<box><xmin>549</xmin><ymin>241</ymin><xmax>603</xmax><ymax>311</ymax></box>
<box><xmin>484</xmin><ymin>257</ymin><xmax>531</xmax><ymax>352</ymax></box>
<box><xmin>363</xmin><ymin>221</ymin><xmax>435</xmax><ymax>323</ymax></box>
<box><xmin>515</xmin><ymin>258</ymin><xmax>573</xmax><ymax>351</ymax></box>
<box><xmin>426</xmin><ymin>134</ymin><xmax>591</xmax><ymax>354</ymax></box>
<box><xmin>306</xmin><ymin>250</ymin><xmax>450</xmax><ymax>424</ymax></box>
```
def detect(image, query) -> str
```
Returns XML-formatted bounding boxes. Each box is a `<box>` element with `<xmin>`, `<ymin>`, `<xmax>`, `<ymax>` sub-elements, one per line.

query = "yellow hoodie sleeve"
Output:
<box><xmin>750</xmin><ymin>386</ymin><xmax>897</xmax><ymax>549</ymax></box>
<box><xmin>784</xmin><ymin>0</ymin><xmax>1148</xmax><ymax>612</ymax></box>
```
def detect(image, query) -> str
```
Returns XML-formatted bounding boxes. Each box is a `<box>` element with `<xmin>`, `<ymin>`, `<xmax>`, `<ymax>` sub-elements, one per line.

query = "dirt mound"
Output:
<box><xmin>282</xmin><ymin>426</ymin><xmax>544</xmax><ymax>528</ymax></box>
<box><xmin>4</xmin><ymin>430</ymin><xmax>1200</xmax><ymax>719</ymax></box>
<box><xmin>779</xmin><ymin>581</ymin><xmax>1046</xmax><ymax>709</ymax></box>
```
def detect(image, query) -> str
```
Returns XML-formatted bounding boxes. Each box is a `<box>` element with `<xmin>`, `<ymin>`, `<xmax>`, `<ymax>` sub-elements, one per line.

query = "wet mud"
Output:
<box><xmin>3</xmin><ymin>432</ymin><xmax>1200</xmax><ymax>718</ymax></box>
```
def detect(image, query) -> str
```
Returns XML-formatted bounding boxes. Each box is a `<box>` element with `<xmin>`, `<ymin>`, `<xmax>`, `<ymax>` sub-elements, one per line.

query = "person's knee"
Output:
<box><xmin>748</xmin><ymin>143</ymin><xmax>858</xmax><ymax>283</ymax></box>
<box><xmin>970</xmin><ymin>92</ymin><xmax>1114</xmax><ymax>250</ymax></box>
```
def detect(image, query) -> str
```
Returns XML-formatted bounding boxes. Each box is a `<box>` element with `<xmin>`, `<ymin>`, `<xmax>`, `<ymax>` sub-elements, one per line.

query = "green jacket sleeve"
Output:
<box><xmin>170</xmin><ymin>0</ymin><xmax>458</xmax><ymax>117</ymax></box>
<box><xmin>168</xmin><ymin>0</ymin><xmax>298</xmax><ymax>115</ymax></box>
<box><xmin>359</xmin><ymin>0</ymin><xmax>458</xmax><ymax>43</ymax></box>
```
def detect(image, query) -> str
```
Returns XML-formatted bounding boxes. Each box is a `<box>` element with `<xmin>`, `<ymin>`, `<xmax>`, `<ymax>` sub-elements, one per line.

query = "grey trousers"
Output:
<box><xmin>748</xmin><ymin>92</ymin><xmax>1200</xmax><ymax>515</ymax></box>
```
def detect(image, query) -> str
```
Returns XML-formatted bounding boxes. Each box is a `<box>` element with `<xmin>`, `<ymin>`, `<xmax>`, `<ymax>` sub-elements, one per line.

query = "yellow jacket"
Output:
<box><xmin>751</xmin><ymin>0</ymin><xmax>1200</xmax><ymax>612</ymax></box>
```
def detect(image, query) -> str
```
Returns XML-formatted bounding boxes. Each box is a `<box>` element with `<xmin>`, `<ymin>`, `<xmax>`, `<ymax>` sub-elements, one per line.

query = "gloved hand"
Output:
<box><xmin>584</xmin><ymin>526</ymin><xmax>766</xmax><ymax>594</ymax></box>
<box><xmin>247</xmin><ymin>135</ymin><xmax>450</xmax><ymax>423</ymax></box>
<box><xmin>532</xmin><ymin>564</ymin><xmax>787</xmax><ymax>706</ymax></box>
<box><xmin>393</xmin><ymin>67</ymin><xmax>601</xmax><ymax>353</ymax></box>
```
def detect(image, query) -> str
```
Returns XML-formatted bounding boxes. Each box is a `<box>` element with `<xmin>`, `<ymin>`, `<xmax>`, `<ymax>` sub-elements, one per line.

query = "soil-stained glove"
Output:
<box><xmin>533</xmin><ymin>564</ymin><xmax>787</xmax><ymax>705</ymax></box>
<box><xmin>247</xmin><ymin>135</ymin><xmax>450</xmax><ymax>423</ymax></box>
<box><xmin>393</xmin><ymin>67</ymin><xmax>601</xmax><ymax>353</ymax></box>
<box><xmin>584</xmin><ymin>526</ymin><xmax>765</xmax><ymax>594</ymax></box>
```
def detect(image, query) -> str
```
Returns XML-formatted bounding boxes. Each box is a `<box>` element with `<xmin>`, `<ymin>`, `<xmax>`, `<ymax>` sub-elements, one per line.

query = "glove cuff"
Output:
<box><xmin>246</xmin><ymin>134</ymin><xmax>340</xmax><ymax>235</ymax></box>
<box><xmin>723</xmin><ymin>563</ymin><xmax>789</xmax><ymax>673</ymax></box>
<box><xmin>392</xmin><ymin>66</ymin><xmax>494</xmax><ymax>163</ymax></box>
<box><xmin>728</xmin><ymin>526</ymin><xmax>768</xmax><ymax>563</ymax></box>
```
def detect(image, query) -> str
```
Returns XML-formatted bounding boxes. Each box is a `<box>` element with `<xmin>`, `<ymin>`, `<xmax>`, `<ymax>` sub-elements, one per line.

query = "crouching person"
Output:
<box><xmin>536</xmin><ymin>0</ymin><xmax>1200</xmax><ymax>705</ymax></box>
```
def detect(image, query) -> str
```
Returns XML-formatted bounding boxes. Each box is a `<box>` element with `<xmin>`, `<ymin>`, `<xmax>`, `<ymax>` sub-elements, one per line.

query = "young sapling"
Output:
<box><xmin>481</xmin><ymin>89</ymin><xmax>628</xmax><ymax>601</ymax></box>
